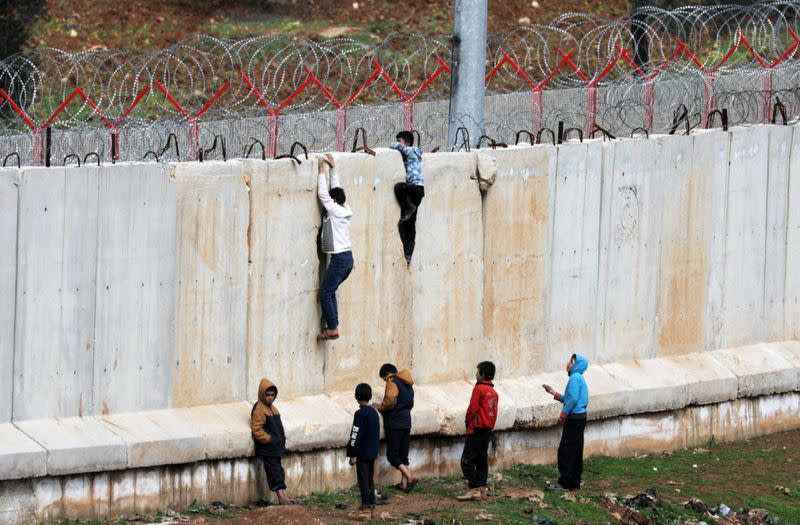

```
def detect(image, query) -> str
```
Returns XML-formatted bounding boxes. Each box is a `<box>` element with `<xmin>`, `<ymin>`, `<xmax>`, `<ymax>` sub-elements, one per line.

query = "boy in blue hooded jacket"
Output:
<box><xmin>543</xmin><ymin>353</ymin><xmax>589</xmax><ymax>491</ymax></box>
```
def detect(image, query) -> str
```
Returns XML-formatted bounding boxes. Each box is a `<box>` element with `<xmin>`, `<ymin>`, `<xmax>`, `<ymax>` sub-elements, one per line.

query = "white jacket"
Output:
<box><xmin>318</xmin><ymin>167</ymin><xmax>352</xmax><ymax>254</ymax></box>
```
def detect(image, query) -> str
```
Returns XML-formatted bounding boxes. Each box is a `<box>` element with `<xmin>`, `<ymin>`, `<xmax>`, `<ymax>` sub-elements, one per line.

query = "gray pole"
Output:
<box><xmin>447</xmin><ymin>0</ymin><xmax>488</xmax><ymax>151</ymax></box>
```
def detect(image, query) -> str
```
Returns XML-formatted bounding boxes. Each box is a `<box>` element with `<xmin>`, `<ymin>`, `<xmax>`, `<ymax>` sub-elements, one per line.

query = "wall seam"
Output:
<box><xmin>762</xmin><ymin>129</ymin><xmax>772</xmax><ymax>342</ymax></box>
<box><xmin>782</xmin><ymin>126</ymin><xmax>795</xmax><ymax>338</ymax></box>
<box><xmin>10</xmin><ymin>169</ymin><xmax>22</xmax><ymax>422</ymax></box>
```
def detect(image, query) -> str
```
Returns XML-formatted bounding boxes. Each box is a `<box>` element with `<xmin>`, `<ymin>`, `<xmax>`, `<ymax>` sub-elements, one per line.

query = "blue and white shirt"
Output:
<box><xmin>391</xmin><ymin>142</ymin><xmax>424</xmax><ymax>186</ymax></box>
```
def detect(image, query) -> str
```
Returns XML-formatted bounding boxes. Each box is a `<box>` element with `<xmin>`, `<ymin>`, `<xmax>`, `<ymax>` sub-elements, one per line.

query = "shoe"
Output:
<box><xmin>350</xmin><ymin>508</ymin><xmax>374</xmax><ymax>520</ymax></box>
<box><xmin>456</xmin><ymin>488</ymin><xmax>484</xmax><ymax>501</ymax></box>
<box><xmin>544</xmin><ymin>481</ymin><xmax>569</xmax><ymax>492</ymax></box>
<box><xmin>317</xmin><ymin>328</ymin><xmax>339</xmax><ymax>340</ymax></box>
<box><xmin>402</xmin><ymin>478</ymin><xmax>418</xmax><ymax>493</ymax></box>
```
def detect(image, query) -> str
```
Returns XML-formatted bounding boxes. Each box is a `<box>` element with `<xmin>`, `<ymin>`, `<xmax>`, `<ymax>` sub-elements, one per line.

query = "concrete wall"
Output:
<box><xmin>0</xmin><ymin>125</ymin><xmax>799</xmax><ymax>418</ymax></box>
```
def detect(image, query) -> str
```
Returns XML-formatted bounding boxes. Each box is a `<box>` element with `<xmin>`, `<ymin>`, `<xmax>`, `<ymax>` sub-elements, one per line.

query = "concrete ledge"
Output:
<box><xmin>15</xmin><ymin>417</ymin><xmax>126</xmax><ymax>476</ymax></box>
<box><xmin>1</xmin><ymin>344</ymin><xmax>798</xmax><ymax>481</ymax></box>
<box><xmin>279</xmin><ymin>395</ymin><xmax>351</xmax><ymax>451</ymax></box>
<box><xmin>416</xmin><ymin>381</ymin><xmax>474</xmax><ymax>435</ymax></box>
<box><xmin>101</xmin><ymin>410</ymin><xmax>206</xmax><ymax>468</ymax></box>
<box><xmin>709</xmin><ymin>343</ymin><xmax>799</xmax><ymax>397</ymax></box>
<box><xmin>0</xmin><ymin>424</ymin><xmax>45</xmax><ymax>480</ymax></box>
<box><xmin>600</xmin><ymin>352</ymin><xmax>738</xmax><ymax>413</ymax></box>
<box><xmin>177</xmin><ymin>402</ymin><xmax>254</xmax><ymax>460</ymax></box>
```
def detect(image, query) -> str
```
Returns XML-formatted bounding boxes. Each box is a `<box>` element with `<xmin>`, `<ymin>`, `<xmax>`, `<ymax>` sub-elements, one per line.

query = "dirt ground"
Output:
<box><xmin>180</xmin><ymin>430</ymin><xmax>800</xmax><ymax>525</ymax></box>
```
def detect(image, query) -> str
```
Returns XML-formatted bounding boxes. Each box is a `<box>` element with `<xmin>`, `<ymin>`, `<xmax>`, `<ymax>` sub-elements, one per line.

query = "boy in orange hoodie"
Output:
<box><xmin>372</xmin><ymin>363</ymin><xmax>418</xmax><ymax>492</ymax></box>
<box><xmin>251</xmin><ymin>378</ymin><xmax>292</xmax><ymax>505</ymax></box>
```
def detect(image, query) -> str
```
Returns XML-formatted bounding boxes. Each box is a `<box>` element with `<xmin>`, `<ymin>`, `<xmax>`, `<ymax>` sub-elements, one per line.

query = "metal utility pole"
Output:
<box><xmin>447</xmin><ymin>0</ymin><xmax>488</xmax><ymax>151</ymax></box>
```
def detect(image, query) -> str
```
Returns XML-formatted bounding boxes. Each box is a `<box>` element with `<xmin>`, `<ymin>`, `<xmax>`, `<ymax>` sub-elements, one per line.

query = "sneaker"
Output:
<box><xmin>317</xmin><ymin>328</ymin><xmax>339</xmax><ymax>340</ymax></box>
<box><xmin>544</xmin><ymin>481</ymin><xmax>569</xmax><ymax>492</ymax></box>
<box><xmin>456</xmin><ymin>488</ymin><xmax>484</xmax><ymax>501</ymax></box>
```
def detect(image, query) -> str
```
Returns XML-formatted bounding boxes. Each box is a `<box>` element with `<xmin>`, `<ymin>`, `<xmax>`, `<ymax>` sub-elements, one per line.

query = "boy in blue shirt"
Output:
<box><xmin>543</xmin><ymin>354</ymin><xmax>589</xmax><ymax>491</ymax></box>
<box><xmin>391</xmin><ymin>131</ymin><xmax>424</xmax><ymax>265</ymax></box>
<box><xmin>347</xmin><ymin>383</ymin><xmax>381</xmax><ymax>520</ymax></box>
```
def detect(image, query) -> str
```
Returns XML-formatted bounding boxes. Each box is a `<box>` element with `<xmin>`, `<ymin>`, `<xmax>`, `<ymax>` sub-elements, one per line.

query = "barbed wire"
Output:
<box><xmin>2</xmin><ymin>1</ymin><xmax>800</xmax><ymax>166</ymax></box>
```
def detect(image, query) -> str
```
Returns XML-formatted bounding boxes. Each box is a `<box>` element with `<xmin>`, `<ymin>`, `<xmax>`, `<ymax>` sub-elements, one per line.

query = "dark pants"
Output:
<box><xmin>461</xmin><ymin>429</ymin><xmax>491</xmax><ymax>488</ymax></box>
<box><xmin>557</xmin><ymin>414</ymin><xmax>587</xmax><ymax>490</ymax></box>
<box><xmin>385</xmin><ymin>428</ymin><xmax>411</xmax><ymax>468</ymax></box>
<box><xmin>319</xmin><ymin>250</ymin><xmax>353</xmax><ymax>329</ymax></box>
<box><xmin>356</xmin><ymin>459</ymin><xmax>376</xmax><ymax>508</ymax></box>
<box><xmin>394</xmin><ymin>183</ymin><xmax>424</xmax><ymax>262</ymax></box>
<box><xmin>262</xmin><ymin>456</ymin><xmax>287</xmax><ymax>492</ymax></box>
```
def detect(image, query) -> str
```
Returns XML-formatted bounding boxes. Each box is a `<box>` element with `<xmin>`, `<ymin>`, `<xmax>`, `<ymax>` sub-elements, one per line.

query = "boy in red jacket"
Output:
<box><xmin>456</xmin><ymin>361</ymin><xmax>499</xmax><ymax>501</ymax></box>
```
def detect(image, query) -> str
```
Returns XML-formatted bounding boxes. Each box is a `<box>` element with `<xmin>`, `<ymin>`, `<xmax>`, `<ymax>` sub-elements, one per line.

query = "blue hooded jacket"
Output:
<box><xmin>558</xmin><ymin>354</ymin><xmax>589</xmax><ymax>416</ymax></box>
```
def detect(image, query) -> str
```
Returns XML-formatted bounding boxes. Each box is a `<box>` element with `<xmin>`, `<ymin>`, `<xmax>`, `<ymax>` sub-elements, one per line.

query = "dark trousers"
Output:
<box><xmin>461</xmin><ymin>429</ymin><xmax>491</xmax><ymax>488</ymax></box>
<box><xmin>319</xmin><ymin>250</ymin><xmax>353</xmax><ymax>329</ymax></box>
<box><xmin>557</xmin><ymin>414</ymin><xmax>587</xmax><ymax>490</ymax></box>
<box><xmin>355</xmin><ymin>459</ymin><xmax>376</xmax><ymax>508</ymax></box>
<box><xmin>385</xmin><ymin>428</ymin><xmax>411</xmax><ymax>468</ymax></box>
<box><xmin>394</xmin><ymin>183</ymin><xmax>425</xmax><ymax>262</ymax></box>
<box><xmin>262</xmin><ymin>456</ymin><xmax>287</xmax><ymax>492</ymax></box>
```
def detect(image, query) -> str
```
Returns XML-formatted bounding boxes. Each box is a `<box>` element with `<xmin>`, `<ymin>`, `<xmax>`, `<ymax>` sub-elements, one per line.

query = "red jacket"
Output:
<box><xmin>465</xmin><ymin>381</ymin><xmax>499</xmax><ymax>434</ymax></box>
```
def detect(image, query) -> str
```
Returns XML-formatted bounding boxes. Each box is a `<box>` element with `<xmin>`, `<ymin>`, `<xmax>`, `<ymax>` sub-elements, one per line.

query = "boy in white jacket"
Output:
<box><xmin>318</xmin><ymin>153</ymin><xmax>353</xmax><ymax>340</ymax></box>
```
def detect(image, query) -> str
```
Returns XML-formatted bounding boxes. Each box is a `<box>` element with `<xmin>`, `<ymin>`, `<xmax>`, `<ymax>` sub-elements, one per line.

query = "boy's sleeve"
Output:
<box><xmin>329</xmin><ymin>166</ymin><xmax>341</xmax><ymax>189</ymax></box>
<box><xmin>250</xmin><ymin>406</ymin><xmax>272</xmax><ymax>445</ymax></box>
<box><xmin>346</xmin><ymin>410</ymin><xmax>363</xmax><ymax>457</ymax></box>
<box><xmin>464</xmin><ymin>386</ymin><xmax>480</xmax><ymax>428</ymax></box>
<box><xmin>375</xmin><ymin>380</ymin><xmax>399</xmax><ymax>412</ymax></box>
<box><xmin>391</xmin><ymin>141</ymin><xmax>415</xmax><ymax>157</ymax></box>
<box><xmin>560</xmin><ymin>377</ymin><xmax>578</xmax><ymax>419</ymax></box>
<box><xmin>318</xmin><ymin>171</ymin><xmax>338</xmax><ymax>214</ymax></box>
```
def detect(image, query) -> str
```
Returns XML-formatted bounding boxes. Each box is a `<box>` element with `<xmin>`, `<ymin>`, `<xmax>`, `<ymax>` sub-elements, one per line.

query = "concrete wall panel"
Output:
<box><xmin>0</xmin><ymin>169</ymin><xmax>18</xmax><ymax>423</ymax></box>
<box><xmin>546</xmin><ymin>141</ymin><xmax>603</xmax><ymax>369</ymax></box>
<box><xmin>412</xmin><ymin>153</ymin><xmax>483</xmax><ymax>384</ymax></box>
<box><xmin>692</xmin><ymin>130</ymin><xmax>731</xmax><ymax>351</ymax></box>
<box><xmin>172</xmin><ymin>162</ymin><xmax>249</xmax><ymax>406</ymax></box>
<box><xmin>655</xmin><ymin>135</ymin><xmax>707</xmax><ymax>356</ymax></box>
<box><xmin>245</xmin><ymin>159</ymin><xmax>324</xmax><ymax>399</ymax></box>
<box><xmin>597</xmin><ymin>138</ymin><xmax>664</xmax><ymax>362</ymax></box>
<box><xmin>482</xmin><ymin>145</ymin><xmax>556</xmax><ymax>375</ymax></box>
<box><xmin>720</xmin><ymin>127</ymin><xmax>769</xmax><ymax>347</ymax></box>
<box><xmin>785</xmin><ymin>126</ymin><xmax>800</xmax><ymax>338</ymax></box>
<box><xmin>321</xmin><ymin>150</ymin><xmax>413</xmax><ymax>391</ymax></box>
<box><xmin>764</xmin><ymin>126</ymin><xmax>793</xmax><ymax>341</ymax></box>
<box><xmin>93</xmin><ymin>163</ymin><xmax>176</xmax><ymax>414</ymax></box>
<box><xmin>13</xmin><ymin>167</ymin><xmax>98</xmax><ymax>420</ymax></box>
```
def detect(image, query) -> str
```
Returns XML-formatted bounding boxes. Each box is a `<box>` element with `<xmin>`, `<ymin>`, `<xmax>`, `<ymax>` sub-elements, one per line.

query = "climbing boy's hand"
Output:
<box><xmin>349</xmin><ymin>457</ymin><xmax>357</xmax><ymax>466</ymax></box>
<box><xmin>325</xmin><ymin>153</ymin><xmax>335</xmax><ymax>168</ymax></box>
<box><xmin>542</xmin><ymin>384</ymin><xmax>554</xmax><ymax>395</ymax></box>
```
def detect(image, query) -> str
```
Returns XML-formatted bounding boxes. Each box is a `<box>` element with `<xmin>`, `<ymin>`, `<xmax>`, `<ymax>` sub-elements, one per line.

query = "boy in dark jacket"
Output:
<box><xmin>251</xmin><ymin>378</ymin><xmax>292</xmax><ymax>504</ymax></box>
<box><xmin>372</xmin><ymin>363</ymin><xmax>418</xmax><ymax>492</ymax></box>
<box><xmin>457</xmin><ymin>361</ymin><xmax>499</xmax><ymax>501</ymax></box>
<box><xmin>543</xmin><ymin>353</ymin><xmax>590</xmax><ymax>491</ymax></box>
<box><xmin>348</xmin><ymin>383</ymin><xmax>381</xmax><ymax>521</ymax></box>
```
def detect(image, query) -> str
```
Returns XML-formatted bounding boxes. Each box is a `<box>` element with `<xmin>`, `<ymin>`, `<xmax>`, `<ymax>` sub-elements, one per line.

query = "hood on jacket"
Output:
<box><xmin>570</xmin><ymin>354</ymin><xmax>589</xmax><ymax>375</ymax></box>
<box><xmin>388</xmin><ymin>369</ymin><xmax>414</xmax><ymax>386</ymax></box>
<box><xmin>258</xmin><ymin>378</ymin><xmax>278</xmax><ymax>403</ymax></box>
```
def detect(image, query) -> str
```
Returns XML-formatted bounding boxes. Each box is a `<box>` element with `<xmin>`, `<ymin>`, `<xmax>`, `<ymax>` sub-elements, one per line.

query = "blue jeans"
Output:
<box><xmin>320</xmin><ymin>250</ymin><xmax>353</xmax><ymax>330</ymax></box>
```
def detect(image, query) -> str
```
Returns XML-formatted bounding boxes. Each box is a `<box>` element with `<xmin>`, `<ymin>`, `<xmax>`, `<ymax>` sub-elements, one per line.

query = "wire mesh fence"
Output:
<box><xmin>2</xmin><ymin>1</ymin><xmax>800</xmax><ymax>166</ymax></box>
